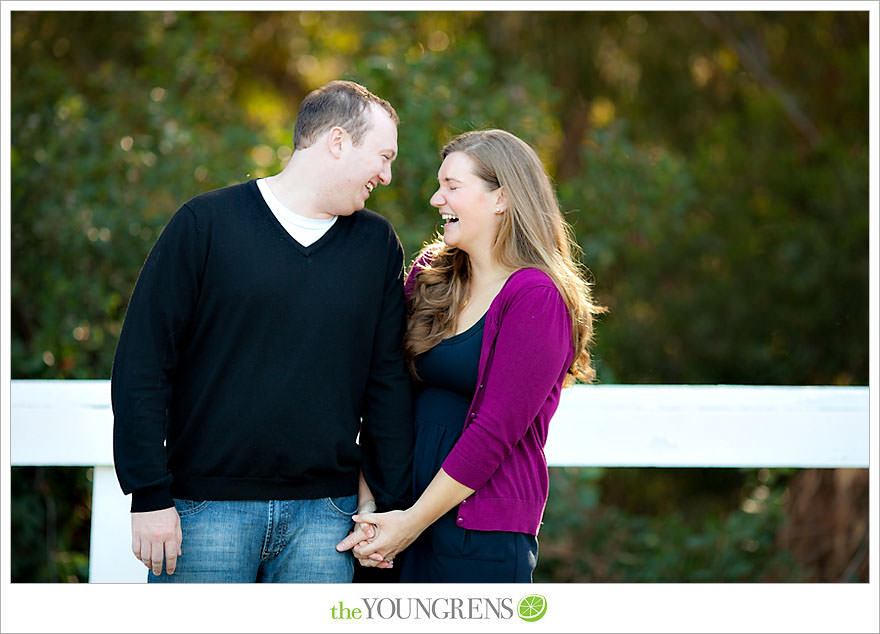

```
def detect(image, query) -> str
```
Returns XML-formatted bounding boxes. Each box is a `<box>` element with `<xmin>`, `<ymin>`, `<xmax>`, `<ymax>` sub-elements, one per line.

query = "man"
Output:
<box><xmin>111</xmin><ymin>80</ymin><xmax>412</xmax><ymax>582</ymax></box>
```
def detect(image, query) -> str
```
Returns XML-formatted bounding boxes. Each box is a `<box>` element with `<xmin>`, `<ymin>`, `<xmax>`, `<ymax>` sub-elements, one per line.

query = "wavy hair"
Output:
<box><xmin>405</xmin><ymin>129</ymin><xmax>605</xmax><ymax>384</ymax></box>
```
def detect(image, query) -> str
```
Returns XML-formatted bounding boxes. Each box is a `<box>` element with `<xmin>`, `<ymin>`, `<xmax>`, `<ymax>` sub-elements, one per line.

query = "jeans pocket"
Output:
<box><xmin>324</xmin><ymin>494</ymin><xmax>358</xmax><ymax>517</ymax></box>
<box><xmin>173</xmin><ymin>498</ymin><xmax>211</xmax><ymax>517</ymax></box>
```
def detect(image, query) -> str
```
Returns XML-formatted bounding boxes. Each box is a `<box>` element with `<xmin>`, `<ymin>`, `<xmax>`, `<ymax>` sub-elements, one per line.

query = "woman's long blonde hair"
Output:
<box><xmin>405</xmin><ymin>129</ymin><xmax>605</xmax><ymax>384</ymax></box>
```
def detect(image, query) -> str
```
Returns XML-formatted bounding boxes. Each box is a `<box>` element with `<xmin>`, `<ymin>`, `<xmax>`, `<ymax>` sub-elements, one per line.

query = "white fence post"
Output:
<box><xmin>88</xmin><ymin>465</ymin><xmax>146</xmax><ymax>583</ymax></box>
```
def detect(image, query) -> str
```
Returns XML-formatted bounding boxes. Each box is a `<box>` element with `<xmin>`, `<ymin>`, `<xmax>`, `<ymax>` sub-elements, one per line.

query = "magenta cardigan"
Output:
<box><xmin>405</xmin><ymin>257</ymin><xmax>574</xmax><ymax>536</ymax></box>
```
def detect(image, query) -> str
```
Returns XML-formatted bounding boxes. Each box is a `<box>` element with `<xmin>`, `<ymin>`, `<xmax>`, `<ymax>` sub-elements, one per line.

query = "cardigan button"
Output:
<box><xmin>457</xmin><ymin>517</ymin><xmax>463</xmax><ymax>523</ymax></box>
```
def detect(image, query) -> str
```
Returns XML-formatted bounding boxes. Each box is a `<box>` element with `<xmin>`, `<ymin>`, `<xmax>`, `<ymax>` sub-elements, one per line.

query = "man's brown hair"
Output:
<box><xmin>293</xmin><ymin>80</ymin><xmax>399</xmax><ymax>150</ymax></box>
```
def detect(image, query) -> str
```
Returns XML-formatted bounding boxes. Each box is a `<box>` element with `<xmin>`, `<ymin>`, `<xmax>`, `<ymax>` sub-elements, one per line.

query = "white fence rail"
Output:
<box><xmin>10</xmin><ymin>379</ymin><xmax>870</xmax><ymax>583</ymax></box>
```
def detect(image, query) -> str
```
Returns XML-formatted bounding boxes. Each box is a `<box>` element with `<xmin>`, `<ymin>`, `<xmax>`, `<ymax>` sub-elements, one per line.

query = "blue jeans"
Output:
<box><xmin>148</xmin><ymin>495</ymin><xmax>358</xmax><ymax>583</ymax></box>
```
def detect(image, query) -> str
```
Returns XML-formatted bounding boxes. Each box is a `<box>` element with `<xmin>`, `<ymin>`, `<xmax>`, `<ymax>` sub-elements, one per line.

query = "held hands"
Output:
<box><xmin>337</xmin><ymin>469</ymin><xmax>471</xmax><ymax>568</ymax></box>
<box><xmin>336</xmin><ymin>519</ymin><xmax>394</xmax><ymax>569</ymax></box>
<box><xmin>131</xmin><ymin>507</ymin><xmax>182</xmax><ymax>576</ymax></box>
<box><xmin>336</xmin><ymin>510</ymin><xmax>422</xmax><ymax>568</ymax></box>
<box><xmin>342</xmin><ymin>480</ymin><xmax>397</xmax><ymax>569</ymax></box>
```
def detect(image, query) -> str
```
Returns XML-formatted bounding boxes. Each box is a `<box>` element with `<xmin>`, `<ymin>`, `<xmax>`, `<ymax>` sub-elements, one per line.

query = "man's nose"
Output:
<box><xmin>378</xmin><ymin>164</ymin><xmax>392</xmax><ymax>186</ymax></box>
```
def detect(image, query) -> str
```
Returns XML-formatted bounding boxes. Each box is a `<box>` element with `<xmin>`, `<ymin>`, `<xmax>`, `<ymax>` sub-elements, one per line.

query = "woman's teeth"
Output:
<box><xmin>441</xmin><ymin>213</ymin><xmax>459</xmax><ymax>224</ymax></box>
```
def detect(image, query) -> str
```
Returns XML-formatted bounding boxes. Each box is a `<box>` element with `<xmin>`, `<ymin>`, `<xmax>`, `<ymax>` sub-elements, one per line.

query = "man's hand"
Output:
<box><xmin>131</xmin><ymin>507</ymin><xmax>182</xmax><ymax>576</ymax></box>
<box><xmin>336</xmin><ymin>520</ymin><xmax>372</xmax><ymax>552</ymax></box>
<box><xmin>336</xmin><ymin>520</ymin><xmax>394</xmax><ymax>569</ymax></box>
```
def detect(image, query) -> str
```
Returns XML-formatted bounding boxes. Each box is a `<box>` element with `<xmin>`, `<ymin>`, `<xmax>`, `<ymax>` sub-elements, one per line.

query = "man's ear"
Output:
<box><xmin>327</xmin><ymin>126</ymin><xmax>346</xmax><ymax>158</ymax></box>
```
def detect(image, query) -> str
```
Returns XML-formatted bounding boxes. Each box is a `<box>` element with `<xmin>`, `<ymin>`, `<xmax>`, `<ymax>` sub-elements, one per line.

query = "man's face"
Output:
<box><xmin>335</xmin><ymin>105</ymin><xmax>398</xmax><ymax>215</ymax></box>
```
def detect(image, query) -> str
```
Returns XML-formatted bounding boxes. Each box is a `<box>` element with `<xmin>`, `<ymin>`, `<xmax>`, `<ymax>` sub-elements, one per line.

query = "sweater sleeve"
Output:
<box><xmin>358</xmin><ymin>230</ymin><xmax>414</xmax><ymax>511</ymax></box>
<box><xmin>441</xmin><ymin>284</ymin><xmax>572</xmax><ymax>491</ymax></box>
<box><xmin>111</xmin><ymin>204</ymin><xmax>204</xmax><ymax>512</ymax></box>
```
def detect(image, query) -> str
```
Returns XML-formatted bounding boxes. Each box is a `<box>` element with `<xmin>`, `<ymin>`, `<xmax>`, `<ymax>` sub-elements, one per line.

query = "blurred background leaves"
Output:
<box><xmin>9</xmin><ymin>10</ymin><xmax>869</xmax><ymax>582</ymax></box>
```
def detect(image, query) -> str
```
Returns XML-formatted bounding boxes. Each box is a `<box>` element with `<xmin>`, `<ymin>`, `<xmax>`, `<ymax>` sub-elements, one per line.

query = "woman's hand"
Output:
<box><xmin>347</xmin><ymin>509</ymin><xmax>423</xmax><ymax>566</ymax></box>
<box><xmin>336</xmin><ymin>520</ymin><xmax>395</xmax><ymax>569</ymax></box>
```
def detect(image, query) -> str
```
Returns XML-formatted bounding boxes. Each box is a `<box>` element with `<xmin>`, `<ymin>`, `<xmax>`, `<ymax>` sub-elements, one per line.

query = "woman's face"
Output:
<box><xmin>430</xmin><ymin>152</ymin><xmax>503</xmax><ymax>255</ymax></box>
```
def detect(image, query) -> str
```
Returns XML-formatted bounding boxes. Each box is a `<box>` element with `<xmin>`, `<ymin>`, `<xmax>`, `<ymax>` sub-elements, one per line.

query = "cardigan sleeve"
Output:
<box><xmin>404</xmin><ymin>249</ymin><xmax>435</xmax><ymax>300</ymax></box>
<box><xmin>441</xmin><ymin>283</ymin><xmax>573</xmax><ymax>491</ymax></box>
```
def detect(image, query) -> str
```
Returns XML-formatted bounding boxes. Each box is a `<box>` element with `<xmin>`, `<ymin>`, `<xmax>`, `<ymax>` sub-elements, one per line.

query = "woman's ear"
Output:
<box><xmin>494</xmin><ymin>188</ymin><xmax>507</xmax><ymax>214</ymax></box>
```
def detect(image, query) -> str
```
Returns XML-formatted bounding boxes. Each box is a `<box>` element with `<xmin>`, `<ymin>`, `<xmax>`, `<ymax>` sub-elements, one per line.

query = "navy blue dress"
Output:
<box><xmin>398</xmin><ymin>314</ymin><xmax>538</xmax><ymax>583</ymax></box>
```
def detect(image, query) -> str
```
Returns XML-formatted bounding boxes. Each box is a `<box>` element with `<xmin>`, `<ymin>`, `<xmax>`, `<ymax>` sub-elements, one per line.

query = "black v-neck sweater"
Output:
<box><xmin>111</xmin><ymin>180</ymin><xmax>413</xmax><ymax>513</ymax></box>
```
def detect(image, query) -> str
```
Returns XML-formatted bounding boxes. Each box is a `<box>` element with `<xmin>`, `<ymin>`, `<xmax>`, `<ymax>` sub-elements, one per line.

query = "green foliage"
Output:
<box><xmin>10</xmin><ymin>11</ymin><xmax>868</xmax><ymax>582</ymax></box>
<box><xmin>11</xmin><ymin>468</ymin><xmax>92</xmax><ymax>582</ymax></box>
<box><xmin>561</xmin><ymin>124</ymin><xmax>699</xmax><ymax>383</ymax></box>
<box><xmin>11</xmin><ymin>12</ymin><xmax>276</xmax><ymax>380</ymax></box>
<box><xmin>537</xmin><ymin>468</ymin><xmax>804</xmax><ymax>582</ymax></box>
<box><xmin>10</xmin><ymin>11</ymin><xmax>867</xmax><ymax>385</ymax></box>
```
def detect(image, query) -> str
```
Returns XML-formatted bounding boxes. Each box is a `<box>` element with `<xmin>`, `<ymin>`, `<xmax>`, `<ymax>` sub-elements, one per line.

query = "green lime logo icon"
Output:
<box><xmin>517</xmin><ymin>594</ymin><xmax>547</xmax><ymax>622</ymax></box>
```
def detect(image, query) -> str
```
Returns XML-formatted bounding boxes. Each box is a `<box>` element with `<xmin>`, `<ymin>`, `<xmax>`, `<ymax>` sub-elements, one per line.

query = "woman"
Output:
<box><xmin>338</xmin><ymin>129</ymin><xmax>603</xmax><ymax>582</ymax></box>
